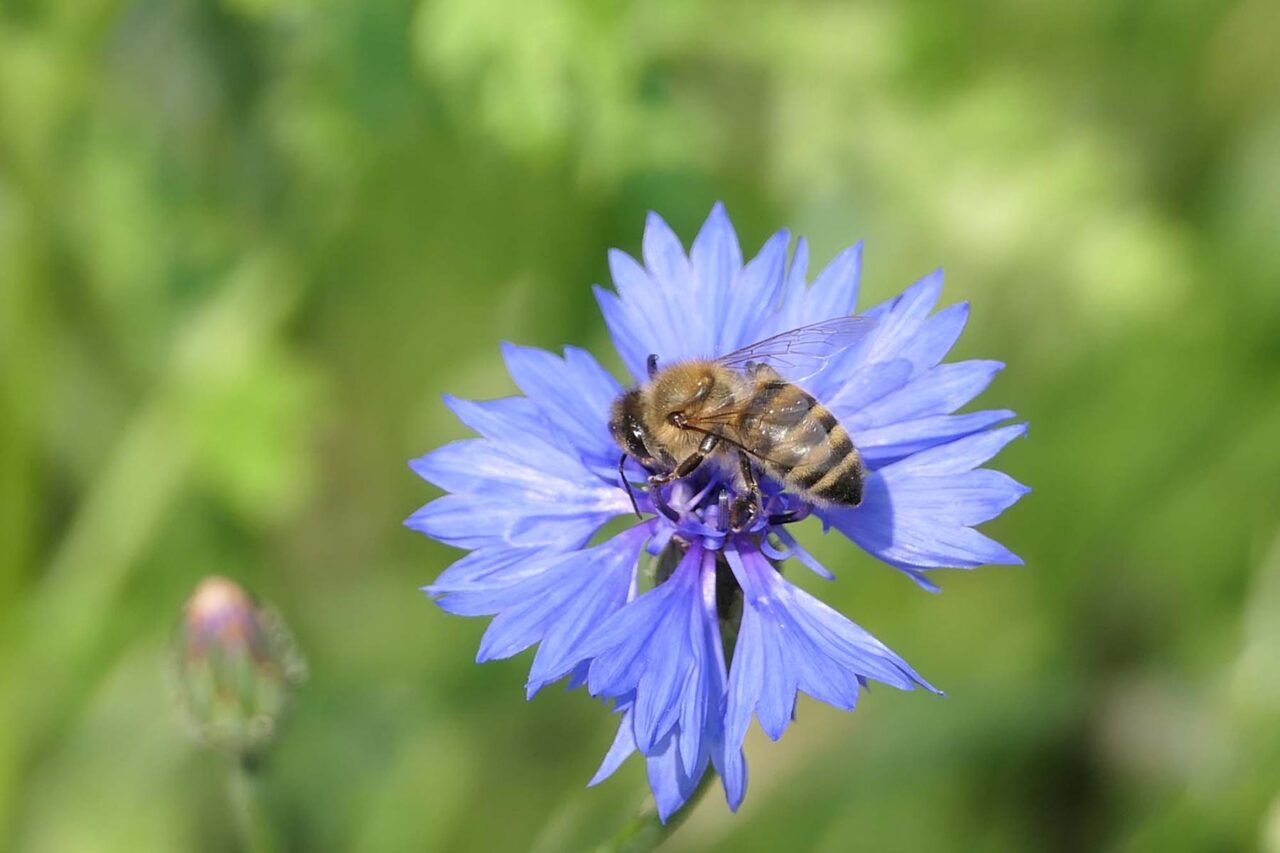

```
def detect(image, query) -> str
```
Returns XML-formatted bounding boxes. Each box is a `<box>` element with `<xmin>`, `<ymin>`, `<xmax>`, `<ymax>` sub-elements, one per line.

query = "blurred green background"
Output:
<box><xmin>3</xmin><ymin>0</ymin><xmax>1280</xmax><ymax>850</ymax></box>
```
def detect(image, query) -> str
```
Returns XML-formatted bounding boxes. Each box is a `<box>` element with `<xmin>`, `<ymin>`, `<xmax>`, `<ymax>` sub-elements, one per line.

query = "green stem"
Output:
<box><xmin>228</xmin><ymin>758</ymin><xmax>279</xmax><ymax>853</ymax></box>
<box><xmin>592</xmin><ymin>770</ymin><xmax>716</xmax><ymax>853</ymax></box>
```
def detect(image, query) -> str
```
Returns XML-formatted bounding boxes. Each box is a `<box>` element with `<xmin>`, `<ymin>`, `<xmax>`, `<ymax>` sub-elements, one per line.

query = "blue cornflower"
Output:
<box><xmin>407</xmin><ymin>204</ymin><xmax>1028</xmax><ymax>819</ymax></box>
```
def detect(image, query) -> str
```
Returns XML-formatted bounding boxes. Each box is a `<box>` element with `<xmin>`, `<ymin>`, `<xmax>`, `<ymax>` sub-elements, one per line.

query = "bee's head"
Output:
<box><xmin>609</xmin><ymin>389</ymin><xmax>657</xmax><ymax>469</ymax></box>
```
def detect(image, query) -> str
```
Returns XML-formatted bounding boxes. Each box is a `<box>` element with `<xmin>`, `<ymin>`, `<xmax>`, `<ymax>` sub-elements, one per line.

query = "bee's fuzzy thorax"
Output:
<box><xmin>638</xmin><ymin>361</ymin><xmax>748</xmax><ymax>462</ymax></box>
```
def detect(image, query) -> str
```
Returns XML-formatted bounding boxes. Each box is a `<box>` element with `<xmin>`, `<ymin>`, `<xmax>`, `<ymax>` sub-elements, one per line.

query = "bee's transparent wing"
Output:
<box><xmin>715</xmin><ymin>316</ymin><xmax>876</xmax><ymax>379</ymax></box>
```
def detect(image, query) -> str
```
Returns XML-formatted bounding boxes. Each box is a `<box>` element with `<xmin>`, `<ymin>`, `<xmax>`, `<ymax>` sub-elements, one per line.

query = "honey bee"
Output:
<box><xmin>609</xmin><ymin>316</ymin><xmax>875</xmax><ymax>530</ymax></box>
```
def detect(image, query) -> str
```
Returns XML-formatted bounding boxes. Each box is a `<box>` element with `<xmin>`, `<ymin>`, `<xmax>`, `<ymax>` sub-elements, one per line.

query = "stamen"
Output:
<box><xmin>642</xmin><ymin>469</ymin><xmax>817</xmax><ymax>553</ymax></box>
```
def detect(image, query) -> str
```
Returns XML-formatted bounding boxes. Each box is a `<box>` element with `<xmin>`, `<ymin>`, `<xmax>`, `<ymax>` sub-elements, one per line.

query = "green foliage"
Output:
<box><xmin>2</xmin><ymin>0</ymin><xmax>1279</xmax><ymax>849</ymax></box>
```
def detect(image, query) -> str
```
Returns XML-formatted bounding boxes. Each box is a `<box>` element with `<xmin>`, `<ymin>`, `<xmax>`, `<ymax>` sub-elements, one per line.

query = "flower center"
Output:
<box><xmin>643</xmin><ymin>467</ymin><xmax>812</xmax><ymax>550</ymax></box>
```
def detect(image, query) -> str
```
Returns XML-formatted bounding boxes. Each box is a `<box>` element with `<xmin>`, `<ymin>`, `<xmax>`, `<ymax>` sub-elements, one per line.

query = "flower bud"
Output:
<box><xmin>173</xmin><ymin>576</ymin><xmax>305</xmax><ymax>757</ymax></box>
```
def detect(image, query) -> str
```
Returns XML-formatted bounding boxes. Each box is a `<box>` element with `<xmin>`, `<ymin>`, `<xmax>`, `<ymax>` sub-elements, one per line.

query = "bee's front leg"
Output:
<box><xmin>729</xmin><ymin>451</ymin><xmax>762</xmax><ymax>531</ymax></box>
<box><xmin>648</xmin><ymin>431</ymin><xmax>719</xmax><ymax>488</ymax></box>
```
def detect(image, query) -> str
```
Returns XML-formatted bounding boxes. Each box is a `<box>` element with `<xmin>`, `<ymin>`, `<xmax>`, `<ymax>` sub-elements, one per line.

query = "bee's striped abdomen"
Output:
<box><xmin>738</xmin><ymin>378</ymin><xmax>865</xmax><ymax>507</ymax></box>
<box><xmin>779</xmin><ymin>406</ymin><xmax>864</xmax><ymax>506</ymax></box>
<box><xmin>798</xmin><ymin>413</ymin><xmax>864</xmax><ymax>505</ymax></box>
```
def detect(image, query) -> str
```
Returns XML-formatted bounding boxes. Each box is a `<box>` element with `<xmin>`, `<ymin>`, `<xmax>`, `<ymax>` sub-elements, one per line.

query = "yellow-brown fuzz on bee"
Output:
<box><xmin>640</xmin><ymin>361</ymin><xmax>743</xmax><ymax>463</ymax></box>
<box><xmin>618</xmin><ymin>360</ymin><xmax>864</xmax><ymax>508</ymax></box>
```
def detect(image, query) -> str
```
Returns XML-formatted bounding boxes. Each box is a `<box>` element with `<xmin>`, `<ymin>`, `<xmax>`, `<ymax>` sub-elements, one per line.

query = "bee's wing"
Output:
<box><xmin>715</xmin><ymin>316</ymin><xmax>876</xmax><ymax>379</ymax></box>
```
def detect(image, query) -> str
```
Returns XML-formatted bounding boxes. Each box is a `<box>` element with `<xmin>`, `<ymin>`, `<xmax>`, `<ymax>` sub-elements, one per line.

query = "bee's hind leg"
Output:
<box><xmin>729</xmin><ymin>451</ymin><xmax>762</xmax><ymax>531</ymax></box>
<box><xmin>649</xmin><ymin>487</ymin><xmax>681</xmax><ymax>524</ymax></box>
<box><xmin>766</xmin><ymin>504</ymin><xmax>812</xmax><ymax>526</ymax></box>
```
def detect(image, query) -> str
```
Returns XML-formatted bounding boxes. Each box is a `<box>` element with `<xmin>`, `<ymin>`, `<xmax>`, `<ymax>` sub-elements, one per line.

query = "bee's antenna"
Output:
<box><xmin>618</xmin><ymin>454</ymin><xmax>643</xmax><ymax>518</ymax></box>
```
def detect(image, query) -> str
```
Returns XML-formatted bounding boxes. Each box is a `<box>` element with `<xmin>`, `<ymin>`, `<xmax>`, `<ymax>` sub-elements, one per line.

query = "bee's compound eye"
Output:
<box><xmin>610</xmin><ymin>391</ymin><xmax>655</xmax><ymax>465</ymax></box>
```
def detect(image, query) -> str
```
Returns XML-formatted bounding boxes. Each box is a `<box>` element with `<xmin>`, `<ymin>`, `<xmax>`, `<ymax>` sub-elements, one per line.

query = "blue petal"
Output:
<box><xmin>691</xmin><ymin>203</ymin><xmax>742</xmax><ymax>293</ymax></box>
<box><xmin>844</xmin><ymin>360</ymin><xmax>1005</xmax><ymax>431</ymax></box>
<box><xmin>886</xmin><ymin>422</ymin><xmax>1028</xmax><ymax>476</ymax></box>
<box><xmin>803</xmin><ymin>241</ymin><xmax>863</xmax><ymax>324</ymax></box>
<box><xmin>409</xmin><ymin>389</ymin><xmax>631</xmax><ymax>552</ymax></box>
<box><xmin>855</xmin><ymin>409</ymin><xmax>1015</xmax><ymax>467</ymax></box>
<box><xmin>718</xmin><ymin>230</ymin><xmax>790</xmax><ymax>353</ymax></box>
<box><xmin>582</xmin><ymin>548</ymin><xmax>702</xmax><ymax>752</ymax></box>
<box><xmin>825</xmin><ymin>425</ymin><xmax>1029</xmax><ymax>573</ymax></box>
<box><xmin>722</xmin><ymin>743</ymin><xmax>748</xmax><ymax>812</ymax></box>
<box><xmin>823</xmin><ymin>359</ymin><xmax>913</xmax><ymax>419</ymax></box>
<box><xmin>878</xmin><ymin>469</ymin><xmax>1028</xmax><ymax>527</ymax></box>
<box><xmin>589</xmin><ymin>707</ymin><xmax>638</xmax><ymax>786</ymax></box>
<box><xmin>565</xmin><ymin>346</ymin><xmax>624</xmax><ymax>412</ymax></box>
<box><xmin>430</xmin><ymin>546</ymin><xmax>541</xmax><ymax>591</ymax></box>
<box><xmin>642</xmin><ymin>213</ymin><xmax>709</xmax><ymax>359</ymax></box>
<box><xmin>582</xmin><ymin>554</ymin><xmax>697</xmax><ymax>701</ymax></box>
<box><xmin>472</xmin><ymin>527</ymin><xmax>646</xmax><ymax>678</ymax></box>
<box><xmin>439</xmin><ymin>395</ymin><xmax>601</xmax><ymax>484</ymax></box>
<box><xmin>721</xmin><ymin>583</ymin><xmax>762</xmax><ymax>804</ymax></box>
<box><xmin>889</xmin><ymin>301</ymin><xmax>969</xmax><ymax>377</ymax></box>
<box><xmin>591</xmin><ymin>708</ymin><xmax>726</xmax><ymax>823</ymax></box>
<box><xmin>606</xmin><ymin>248</ymin><xmax>684</xmax><ymax>372</ymax></box>
<box><xmin>646</xmin><ymin>731</ymin><xmax>705</xmax><ymax>823</ymax></box>
<box><xmin>565</xmin><ymin>660</ymin><xmax>591</xmax><ymax>691</ymax></box>
<box><xmin>781</xmin><ymin>237</ymin><xmax>811</xmax><ymax>316</ymax></box>
<box><xmin>526</xmin><ymin>529</ymin><xmax>652</xmax><ymax>695</ymax></box>
<box><xmin>764</xmin><ymin>236</ymin><xmax>862</xmax><ymax>343</ymax></box>
<box><xmin>411</xmin><ymin>439</ymin><xmax>585</xmax><ymax>496</ymax></box>
<box><xmin>582</xmin><ymin>545</ymin><xmax>731</xmax><ymax>785</ymax></box>
<box><xmin>593</xmin><ymin>285</ymin><xmax>650</xmax><ymax>382</ymax></box>
<box><xmin>631</xmin><ymin>625</ymin><xmax>690</xmax><ymax>755</ymax></box>
<box><xmin>405</xmin><ymin>492</ymin><xmax>620</xmax><ymax>551</ymax></box>
<box><xmin>643</xmin><ymin>212</ymin><xmax>693</xmax><ymax>294</ymax></box>
<box><xmin>679</xmin><ymin>557</ymin><xmax>730</xmax><ymax>778</ymax></box>
<box><xmin>591</xmin><ymin>697</ymin><xmax>714</xmax><ymax>817</ymax></box>
<box><xmin>500</xmin><ymin>343</ymin><xmax>622</xmax><ymax>472</ymax></box>
<box><xmin>858</xmin><ymin>270</ymin><xmax>944</xmax><ymax>373</ymax></box>
<box><xmin>723</xmin><ymin>543</ymin><xmax>936</xmax><ymax>749</ymax></box>
<box><xmin>690</xmin><ymin>202</ymin><xmax>742</xmax><ymax>339</ymax></box>
<box><xmin>427</xmin><ymin>547</ymin><xmax>563</xmax><ymax>616</ymax></box>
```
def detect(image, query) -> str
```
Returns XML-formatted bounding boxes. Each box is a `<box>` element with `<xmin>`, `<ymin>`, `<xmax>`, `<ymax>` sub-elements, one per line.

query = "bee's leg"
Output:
<box><xmin>646</xmin><ymin>354</ymin><xmax>659</xmax><ymax>378</ymax></box>
<box><xmin>618</xmin><ymin>454</ymin><xmax>643</xmax><ymax>518</ymax></box>
<box><xmin>619</xmin><ymin>453</ymin><xmax>680</xmax><ymax>522</ymax></box>
<box><xmin>766</xmin><ymin>505</ymin><xmax>812</xmax><ymax>526</ymax></box>
<box><xmin>729</xmin><ymin>451</ymin><xmax>762</xmax><ymax>531</ymax></box>
<box><xmin>650</xmin><ymin>487</ymin><xmax>681</xmax><ymax>523</ymax></box>
<box><xmin>648</xmin><ymin>432</ymin><xmax>719</xmax><ymax>487</ymax></box>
